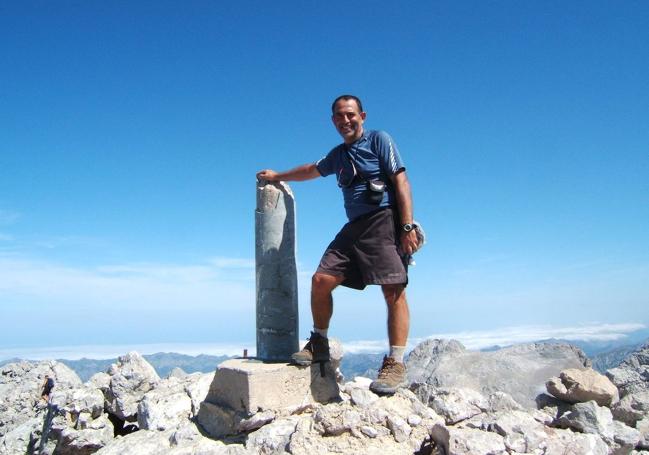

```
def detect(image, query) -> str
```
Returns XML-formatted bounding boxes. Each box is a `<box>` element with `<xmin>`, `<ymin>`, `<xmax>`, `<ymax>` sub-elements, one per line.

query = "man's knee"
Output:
<box><xmin>312</xmin><ymin>273</ymin><xmax>341</xmax><ymax>295</ymax></box>
<box><xmin>381</xmin><ymin>283</ymin><xmax>406</xmax><ymax>305</ymax></box>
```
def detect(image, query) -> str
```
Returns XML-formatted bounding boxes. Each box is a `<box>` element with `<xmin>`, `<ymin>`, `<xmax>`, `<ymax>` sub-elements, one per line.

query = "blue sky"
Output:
<box><xmin>1</xmin><ymin>1</ymin><xmax>648</xmax><ymax>358</ymax></box>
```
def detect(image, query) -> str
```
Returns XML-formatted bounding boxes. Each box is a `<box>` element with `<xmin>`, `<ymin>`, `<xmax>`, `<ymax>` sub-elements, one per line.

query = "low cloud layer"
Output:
<box><xmin>343</xmin><ymin>322</ymin><xmax>648</xmax><ymax>353</ymax></box>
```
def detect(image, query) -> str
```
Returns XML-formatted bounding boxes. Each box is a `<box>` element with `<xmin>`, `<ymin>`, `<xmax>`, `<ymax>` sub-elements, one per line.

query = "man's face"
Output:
<box><xmin>332</xmin><ymin>99</ymin><xmax>366</xmax><ymax>144</ymax></box>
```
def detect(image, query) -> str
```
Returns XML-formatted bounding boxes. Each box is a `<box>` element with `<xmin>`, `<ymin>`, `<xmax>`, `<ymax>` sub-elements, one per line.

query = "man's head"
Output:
<box><xmin>331</xmin><ymin>95</ymin><xmax>366</xmax><ymax>144</ymax></box>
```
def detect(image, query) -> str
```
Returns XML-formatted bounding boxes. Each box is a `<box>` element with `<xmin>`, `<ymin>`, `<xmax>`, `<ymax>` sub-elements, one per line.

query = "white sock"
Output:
<box><xmin>389</xmin><ymin>345</ymin><xmax>406</xmax><ymax>363</ymax></box>
<box><xmin>314</xmin><ymin>327</ymin><xmax>328</xmax><ymax>338</ymax></box>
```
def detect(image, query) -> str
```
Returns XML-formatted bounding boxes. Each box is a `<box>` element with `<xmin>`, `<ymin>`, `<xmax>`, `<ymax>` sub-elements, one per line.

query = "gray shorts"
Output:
<box><xmin>316</xmin><ymin>207</ymin><xmax>408</xmax><ymax>290</ymax></box>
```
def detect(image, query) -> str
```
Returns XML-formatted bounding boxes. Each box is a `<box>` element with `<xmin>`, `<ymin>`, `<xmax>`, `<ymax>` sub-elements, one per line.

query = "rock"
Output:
<box><xmin>430</xmin><ymin>423</ymin><xmax>508</xmax><ymax>454</ymax></box>
<box><xmin>542</xmin><ymin>427</ymin><xmax>609</xmax><ymax>455</ymax></box>
<box><xmin>637</xmin><ymin>416</ymin><xmax>649</xmax><ymax>449</ymax></box>
<box><xmin>246</xmin><ymin>417</ymin><xmax>299</xmax><ymax>453</ymax></box>
<box><xmin>135</xmin><ymin>371</ymin><xmax>209</xmax><ymax>432</ymax></box>
<box><xmin>406</xmin><ymin>339</ymin><xmax>466</xmax><ymax>379</ymax></box>
<box><xmin>407</xmin><ymin>339</ymin><xmax>590</xmax><ymax>408</ymax></box>
<box><xmin>612</xmin><ymin>391</ymin><xmax>649</xmax><ymax>426</ymax></box>
<box><xmin>167</xmin><ymin>367</ymin><xmax>187</xmax><ymax>379</ymax></box>
<box><xmin>557</xmin><ymin>400</ymin><xmax>615</xmax><ymax>436</ymax></box>
<box><xmin>55</xmin><ymin>414</ymin><xmax>114</xmax><ymax>455</ymax></box>
<box><xmin>386</xmin><ymin>415</ymin><xmax>411</xmax><ymax>442</ymax></box>
<box><xmin>612</xmin><ymin>419</ymin><xmax>642</xmax><ymax>454</ymax></box>
<box><xmin>50</xmin><ymin>384</ymin><xmax>105</xmax><ymax>420</ymax></box>
<box><xmin>0</xmin><ymin>360</ymin><xmax>83</xmax><ymax>454</ymax></box>
<box><xmin>360</xmin><ymin>425</ymin><xmax>378</xmax><ymax>438</ymax></box>
<box><xmin>607</xmin><ymin>341</ymin><xmax>649</xmax><ymax>398</ymax></box>
<box><xmin>237</xmin><ymin>410</ymin><xmax>275</xmax><ymax>432</ymax></box>
<box><xmin>182</xmin><ymin>372</ymin><xmax>212</xmax><ymax>418</ymax></box>
<box><xmin>557</xmin><ymin>400</ymin><xmax>641</xmax><ymax>454</ymax></box>
<box><xmin>137</xmin><ymin>382</ymin><xmax>192</xmax><ymax>431</ymax></box>
<box><xmin>350</xmin><ymin>387</ymin><xmax>378</xmax><ymax>408</ymax></box>
<box><xmin>546</xmin><ymin>368</ymin><xmax>619</xmax><ymax>406</ymax></box>
<box><xmin>105</xmin><ymin>351</ymin><xmax>160</xmax><ymax>421</ymax></box>
<box><xmin>93</xmin><ymin>429</ymin><xmax>172</xmax><ymax>454</ymax></box>
<box><xmin>411</xmin><ymin>384</ymin><xmax>489</xmax><ymax>424</ymax></box>
<box><xmin>88</xmin><ymin>372</ymin><xmax>111</xmax><ymax>391</ymax></box>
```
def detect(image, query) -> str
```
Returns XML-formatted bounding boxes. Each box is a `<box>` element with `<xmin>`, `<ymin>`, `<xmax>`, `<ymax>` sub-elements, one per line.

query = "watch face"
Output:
<box><xmin>403</xmin><ymin>223</ymin><xmax>414</xmax><ymax>232</ymax></box>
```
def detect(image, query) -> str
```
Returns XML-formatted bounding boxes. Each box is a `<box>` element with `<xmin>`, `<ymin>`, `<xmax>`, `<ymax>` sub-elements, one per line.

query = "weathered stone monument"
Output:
<box><xmin>255</xmin><ymin>180</ymin><xmax>299</xmax><ymax>361</ymax></box>
<box><xmin>195</xmin><ymin>180</ymin><xmax>340</xmax><ymax>438</ymax></box>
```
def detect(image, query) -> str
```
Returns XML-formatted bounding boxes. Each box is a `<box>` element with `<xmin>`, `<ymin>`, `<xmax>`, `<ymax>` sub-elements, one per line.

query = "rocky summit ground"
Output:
<box><xmin>1</xmin><ymin>339</ymin><xmax>648</xmax><ymax>454</ymax></box>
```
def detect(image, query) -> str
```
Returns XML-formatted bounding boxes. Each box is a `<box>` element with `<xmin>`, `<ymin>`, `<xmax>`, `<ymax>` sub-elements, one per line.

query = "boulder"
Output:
<box><xmin>557</xmin><ymin>400</ymin><xmax>640</xmax><ymax>454</ymax></box>
<box><xmin>105</xmin><ymin>351</ymin><xmax>160</xmax><ymax>421</ymax></box>
<box><xmin>407</xmin><ymin>339</ymin><xmax>590</xmax><ymax>408</ymax></box>
<box><xmin>167</xmin><ymin>367</ymin><xmax>187</xmax><ymax>379</ymax></box>
<box><xmin>607</xmin><ymin>341</ymin><xmax>649</xmax><ymax>398</ymax></box>
<box><xmin>430</xmin><ymin>423</ymin><xmax>508</xmax><ymax>454</ymax></box>
<box><xmin>55</xmin><ymin>414</ymin><xmax>114</xmax><ymax>455</ymax></box>
<box><xmin>637</xmin><ymin>416</ymin><xmax>649</xmax><ymax>450</ymax></box>
<box><xmin>612</xmin><ymin>391</ymin><xmax>649</xmax><ymax>426</ymax></box>
<box><xmin>546</xmin><ymin>368</ymin><xmax>619</xmax><ymax>406</ymax></box>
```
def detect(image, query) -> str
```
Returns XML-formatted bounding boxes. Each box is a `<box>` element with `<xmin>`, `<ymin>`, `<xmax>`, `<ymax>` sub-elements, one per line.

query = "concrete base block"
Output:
<box><xmin>196</xmin><ymin>359</ymin><xmax>340</xmax><ymax>438</ymax></box>
<box><xmin>207</xmin><ymin>359</ymin><xmax>340</xmax><ymax>414</ymax></box>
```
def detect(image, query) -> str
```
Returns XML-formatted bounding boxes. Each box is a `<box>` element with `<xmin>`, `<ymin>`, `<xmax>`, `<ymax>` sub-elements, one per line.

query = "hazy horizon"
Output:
<box><xmin>2</xmin><ymin>322</ymin><xmax>645</xmax><ymax>362</ymax></box>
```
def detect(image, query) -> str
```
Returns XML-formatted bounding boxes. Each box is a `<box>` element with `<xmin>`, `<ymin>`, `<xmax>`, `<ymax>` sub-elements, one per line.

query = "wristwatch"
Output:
<box><xmin>402</xmin><ymin>223</ymin><xmax>414</xmax><ymax>233</ymax></box>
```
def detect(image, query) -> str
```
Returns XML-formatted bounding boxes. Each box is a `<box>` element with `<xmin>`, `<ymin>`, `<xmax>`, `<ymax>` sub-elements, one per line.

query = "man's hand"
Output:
<box><xmin>257</xmin><ymin>169</ymin><xmax>280</xmax><ymax>181</ymax></box>
<box><xmin>400</xmin><ymin>229</ymin><xmax>419</xmax><ymax>256</ymax></box>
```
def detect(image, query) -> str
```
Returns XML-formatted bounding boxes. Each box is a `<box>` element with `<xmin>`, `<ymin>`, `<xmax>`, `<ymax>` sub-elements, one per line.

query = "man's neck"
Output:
<box><xmin>344</xmin><ymin>128</ymin><xmax>365</xmax><ymax>145</ymax></box>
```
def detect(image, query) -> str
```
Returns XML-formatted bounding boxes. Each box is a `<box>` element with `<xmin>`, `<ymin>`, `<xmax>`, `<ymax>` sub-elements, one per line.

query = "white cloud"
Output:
<box><xmin>342</xmin><ymin>322</ymin><xmax>647</xmax><ymax>353</ymax></box>
<box><xmin>0</xmin><ymin>255</ymin><xmax>255</xmax><ymax>311</ymax></box>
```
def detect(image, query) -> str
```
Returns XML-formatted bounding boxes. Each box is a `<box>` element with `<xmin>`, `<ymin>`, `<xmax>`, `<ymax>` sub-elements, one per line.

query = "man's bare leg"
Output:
<box><xmin>311</xmin><ymin>272</ymin><xmax>344</xmax><ymax>331</ymax></box>
<box><xmin>292</xmin><ymin>272</ymin><xmax>343</xmax><ymax>365</ymax></box>
<box><xmin>369</xmin><ymin>283</ymin><xmax>410</xmax><ymax>394</ymax></box>
<box><xmin>381</xmin><ymin>283</ymin><xmax>410</xmax><ymax>348</ymax></box>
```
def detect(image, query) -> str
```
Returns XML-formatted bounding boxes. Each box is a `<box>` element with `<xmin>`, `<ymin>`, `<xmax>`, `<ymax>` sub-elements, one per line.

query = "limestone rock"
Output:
<box><xmin>167</xmin><ymin>367</ymin><xmax>187</xmax><ymax>379</ymax></box>
<box><xmin>407</xmin><ymin>339</ymin><xmax>590</xmax><ymax>408</ymax></box>
<box><xmin>50</xmin><ymin>384</ymin><xmax>105</xmax><ymax>420</ymax></box>
<box><xmin>137</xmin><ymin>382</ymin><xmax>192</xmax><ymax>431</ymax></box>
<box><xmin>637</xmin><ymin>416</ymin><xmax>649</xmax><ymax>449</ymax></box>
<box><xmin>607</xmin><ymin>341</ymin><xmax>649</xmax><ymax>398</ymax></box>
<box><xmin>557</xmin><ymin>400</ymin><xmax>641</xmax><ymax>453</ymax></box>
<box><xmin>0</xmin><ymin>360</ymin><xmax>82</xmax><ymax>454</ymax></box>
<box><xmin>246</xmin><ymin>417</ymin><xmax>299</xmax><ymax>454</ymax></box>
<box><xmin>55</xmin><ymin>414</ymin><xmax>114</xmax><ymax>455</ymax></box>
<box><xmin>105</xmin><ymin>351</ymin><xmax>160</xmax><ymax>421</ymax></box>
<box><xmin>612</xmin><ymin>391</ymin><xmax>649</xmax><ymax>426</ymax></box>
<box><xmin>546</xmin><ymin>368</ymin><xmax>619</xmax><ymax>406</ymax></box>
<box><xmin>88</xmin><ymin>372</ymin><xmax>111</xmax><ymax>391</ymax></box>
<box><xmin>93</xmin><ymin>429</ymin><xmax>172</xmax><ymax>454</ymax></box>
<box><xmin>430</xmin><ymin>423</ymin><xmax>508</xmax><ymax>454</ymax></box>
<box><xmin>411</xmin><ymin>384</ymin><xmax>489</xmax><ymax>424</ymax></box>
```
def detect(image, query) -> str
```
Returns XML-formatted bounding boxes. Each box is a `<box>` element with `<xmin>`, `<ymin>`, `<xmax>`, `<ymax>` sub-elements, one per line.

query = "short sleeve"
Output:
<box><xmin>373</xmin><ymin>131</ymin><xmax>405</xmax><ymax>176</ymax></box>
<box><xmin>315</xmin><ymin>148</ymin><xmax>338</xmax><ymax>177</ymax></box>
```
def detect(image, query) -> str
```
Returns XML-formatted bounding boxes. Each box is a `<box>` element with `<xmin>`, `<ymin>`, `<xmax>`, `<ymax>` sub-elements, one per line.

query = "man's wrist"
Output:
<box><xmin>401</xmin><ymin>222</ymin><xmax>415</xmax><ymax>233</ymax></box>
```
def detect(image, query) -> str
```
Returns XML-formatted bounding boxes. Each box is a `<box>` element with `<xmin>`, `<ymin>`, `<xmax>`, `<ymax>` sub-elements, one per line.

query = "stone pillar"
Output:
<box><xmin>255</xmin><ymin>180</ymin><xmax>299</xmax><ymax>361</ymax></box>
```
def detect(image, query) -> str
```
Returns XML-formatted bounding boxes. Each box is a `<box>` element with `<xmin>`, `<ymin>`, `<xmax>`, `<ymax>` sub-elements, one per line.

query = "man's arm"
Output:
<box><xmin>390</xmin><ymin>169</ymin><xmax>419</xmax><ymax>255</ymax></box>
<box><xmin>256</xmin><ymin>163</ymin><xmax>321</xmax><ymax>182</ymax></box>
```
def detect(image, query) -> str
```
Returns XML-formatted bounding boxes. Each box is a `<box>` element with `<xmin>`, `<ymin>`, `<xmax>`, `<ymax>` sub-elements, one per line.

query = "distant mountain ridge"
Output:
<box><xmin>2</xmin><ymin>334</ymin><xmax>647</xmax><ymax>381</ymax></box>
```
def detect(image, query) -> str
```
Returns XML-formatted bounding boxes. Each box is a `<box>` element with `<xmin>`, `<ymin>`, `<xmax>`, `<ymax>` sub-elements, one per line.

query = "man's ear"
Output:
<box><xmin>360</xmin><ymin>112</ymin><xmax>367</xmax><ymax>120</ymax></box>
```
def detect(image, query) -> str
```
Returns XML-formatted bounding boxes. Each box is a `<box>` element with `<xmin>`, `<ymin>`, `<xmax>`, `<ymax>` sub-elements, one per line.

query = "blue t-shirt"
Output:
<box><xmin>316</xmin><ymin>130</ymin><xmax>405</xmax><ymax>221</ymax></box>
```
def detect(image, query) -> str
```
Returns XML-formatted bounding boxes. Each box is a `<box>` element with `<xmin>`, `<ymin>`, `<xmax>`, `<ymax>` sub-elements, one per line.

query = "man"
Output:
<box><xmin>41</xmin><ymin>375</ymin><xmax>54</xmax><ymax>402</ymax></box>
<box><xmin>256</xmin><ymin>95</ymin><xmax>418</xmax><ymax>394</ymax></box>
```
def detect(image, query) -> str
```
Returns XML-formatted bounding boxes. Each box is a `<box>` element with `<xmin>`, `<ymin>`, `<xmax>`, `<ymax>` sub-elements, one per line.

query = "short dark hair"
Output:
<box><xmin>331</xmin><ymin>95</ymin><xmax>363</xmax><ymax>113</ymax></box>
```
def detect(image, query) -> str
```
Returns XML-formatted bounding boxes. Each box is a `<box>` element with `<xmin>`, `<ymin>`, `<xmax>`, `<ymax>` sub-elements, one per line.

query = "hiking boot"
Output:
<box><xmin>369</xmin><ymin>356</ymin><xmax>408</xmax><ymax>395</ymax></box>
<box><xmin>291</xmin><ymin>332</ymin><xmax>330</xmax><ymax>366</ymax></box>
